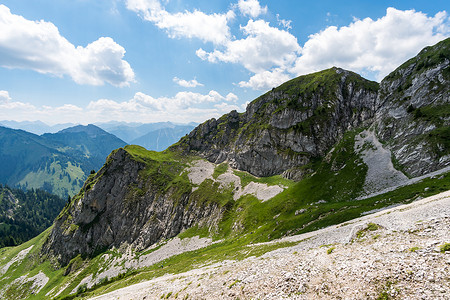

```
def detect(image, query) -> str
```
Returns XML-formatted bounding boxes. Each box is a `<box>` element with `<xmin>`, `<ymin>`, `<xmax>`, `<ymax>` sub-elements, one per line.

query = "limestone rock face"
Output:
<box><xmin>41</xmin><ymin>38</ymin><xmax>450</xmax><ymax>267</ymax></box>
<box><xmin>42</xmin><ymin>148</ymin><xmax>222</xmax><ymax>266</ymax></box>
<box><xmin>178</xmin><ymin>68</ymin><xmax>379</xmax><ymax>178</ymax></box>
<box><xmin>374</xmin><ymin>39</ymin><xmax>450</xmax><ymax>176</ymax></box>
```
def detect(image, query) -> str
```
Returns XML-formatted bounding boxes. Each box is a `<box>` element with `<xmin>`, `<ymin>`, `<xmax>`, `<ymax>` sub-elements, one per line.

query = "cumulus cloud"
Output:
<box><xmin>237</xmin><ymin>0</ymin><xmax>267</xmax><ymax>18</ymax></box>
<box><xmin>0</xmin><ymin>90</ymin><xmax>240</xmax><ymax>124</ymax></box>
<box><xmin>291</xmin><ymin>8</ymin><xmax>450</xmax><ymax>80</ymax></box>
<box><xmin>197</xmin><ymin>20</ymin><xmax>301</xmax><ymax>73</ymax></box>
<box><xmin>123</xmin><ymin>3</ymin><xmax>450</xmax><ymax>91</ymax></box>
<box><xmin>239</xmin><ymin>68</ymin><xmax>292</xmax><ymax>90</ymax></box>
<box><xmin>0</xmin><ymin>90</ymin><xmax>11</xmax><ymax>103</ymax></box>
<box><xmin>87</xmin><ymin>90</ymin><xmax>240</xmax><ymax>122</ymax></box>
<box><xmin>173</xmin><ymin>77</ymin><xmax>204</xmax><ymax>88</ymax></box>
<box><xmin>0</xmin><ymin>5</ymin><xmax>134</xmax><ymax>86</ymax></box>
<box><xmin>126</xmin><ymin>0</ymin><xmax>233</xmax><ymax>45</ymax></box>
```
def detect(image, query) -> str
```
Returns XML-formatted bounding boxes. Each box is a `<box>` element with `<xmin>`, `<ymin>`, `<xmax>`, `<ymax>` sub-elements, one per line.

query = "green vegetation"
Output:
<box><xmin>356</xmin><ymin>223</ymin><xmax>380</xmax><ymax>239</ymax></box>
<box><xmin>376</xmin><ymin>281</ymin><xmax>397</xmax><ymax>300</ymax></box>
<box><xmin>1</xmin><ymin>125</ymin><xmax>448</xmax><ymax>299</ymax></box>
<box><xmin>0</xmin><ymin>124</ymin><xmax>126</xmax><ymax>198</ymax></box>
<box><xmin>327</xmin><ymin>246</ymin><xmax>336</xmax><ymax>254</ymax></box>
<box><xmin>0</xmin><ymin>185</ymin><xmax>65</xmax><ymax>247</ymax></box>
<box><xmin>276</xmin><ymin>67</ymin><xmax>378</xmax><ymax>99</ymax></box>
<box><xmin>212</xmin><ymin>163</ymin><xmax>228</xmax><ymax>179</ymax></box>
<box><xmin>386</xmin><ymin>38</ymin><xmax>450</xmax><ymax>82</ymax></box>
<box><xmin>440</xmin><ymin>243</ymin><xmax>450</xmax><ymax>253</ymax></box>
<box><xmin>17</xmin><ymin>160</ymin><xmax>86</xmax><ymax>198</ymax></box>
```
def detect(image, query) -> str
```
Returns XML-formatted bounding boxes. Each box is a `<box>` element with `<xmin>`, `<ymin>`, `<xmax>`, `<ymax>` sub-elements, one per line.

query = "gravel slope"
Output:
<box><xmin>90</xmin><ymin>191</ymin><xmax>450</xmax><ymax>300</ymax></box>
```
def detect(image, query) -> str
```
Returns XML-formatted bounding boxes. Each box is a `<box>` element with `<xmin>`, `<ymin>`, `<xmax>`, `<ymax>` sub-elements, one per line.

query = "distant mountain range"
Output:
<box><xmin>0</xmin><ymin>120</ymin><xmax>76</xmax><ymax>135</ymax></box>
<box><xmin>0</xmin><ymin>124</ymin><xmax>126</xmax><ymax>197</ymax></box>
<box><xmin>95</xmin><ymin>121</ymin><xmax>196</xmax><ymax>151</ymax></box>
<box><xmin>0</xmin><ymin>120</ymin><xmax>196</xmax><ymax>152</ymax></box>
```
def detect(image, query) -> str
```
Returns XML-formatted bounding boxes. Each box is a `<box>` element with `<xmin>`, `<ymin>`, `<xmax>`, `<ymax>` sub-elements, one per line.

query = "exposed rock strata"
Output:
<box><xmin>177</xmin><ymin>68</ymin><xmax>379</xmax><ymax>178</ymax></box>
<box><xmin>179</xmin><ymin>39</ymin><xmax>449</xmax><ymax>179</ymax></box>
<box><xmin>373</xmin><ymin>39</ymin><xmax>450</xmax><ymax>176</ymax></box>
<box><xmin>42</xmin><ymin>149</ymin><xmax>223</xmax><ymax>266</ymax></box>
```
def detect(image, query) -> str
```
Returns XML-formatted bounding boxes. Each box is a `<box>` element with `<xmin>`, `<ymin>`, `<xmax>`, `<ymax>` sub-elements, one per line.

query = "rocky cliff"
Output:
<box><xmin>177</xmin><ymin>68</ymin><xmax>378</xmax><ymax>179</ymax></box>
<box><xmin>374</xmin><ymin>38</ymin><xmax>449</xmax><ymax>177</ymax></box>
<box><xmin>42</xmin><ymin>147</ymin><xmax>223</xmax><ymax>266</ymax></box>
<box><xmin>179</xmin><ymin>39</ymin><xmax>449</xmax><ymax>179</ymax></box>
<box><xmin>41</xmin><ymin>38</ymin><xmax>449</xmax><ymax>268</ymax></box>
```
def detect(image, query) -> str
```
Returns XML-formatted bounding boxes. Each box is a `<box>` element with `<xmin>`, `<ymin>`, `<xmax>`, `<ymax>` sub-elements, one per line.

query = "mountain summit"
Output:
<box><xmin>176</xmin><ymin>67</ymin><xmax>378</xmax><ymax>179</ymax></box>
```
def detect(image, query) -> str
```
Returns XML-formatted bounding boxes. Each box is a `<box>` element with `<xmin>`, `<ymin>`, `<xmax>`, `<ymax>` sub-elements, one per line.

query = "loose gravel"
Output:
<box><xmin>90</xmin><ymin>191</ymin><xmax>450</xmax><ymax>300</ymax></box>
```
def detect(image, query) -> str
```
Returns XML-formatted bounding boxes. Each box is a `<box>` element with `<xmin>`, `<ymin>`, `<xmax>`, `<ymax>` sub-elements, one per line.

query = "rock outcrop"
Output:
<box><xmin>373</xmin><ymin>38</ymin><xmax>450</xmax><ymax>176</ymax></box>
<box><xmin>42</xmin><ymin>38</ymin><xmax>450</xmax><ymax>267</ymax></box>
<box><xmin>178</xmin><ymin>39</ymin><xmax>449</xmax><ymax>179</ymax></box>
<box><xmin>42</xmin><ymin>148</ymin><xmax>222</xmax><ymax>266</ymax></box>
<box><xmin>177</xmin><ymin>68</ymin><xmax>379</xmax><ymax>179</ymax></box>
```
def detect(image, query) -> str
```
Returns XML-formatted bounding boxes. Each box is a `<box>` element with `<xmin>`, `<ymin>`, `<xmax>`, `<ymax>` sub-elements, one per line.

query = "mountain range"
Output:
<box><xmin>95</xmin><ymin>121</ymin><xmax>197</xmax><ymax>151</ymax></box>
<box><xmin>0</xmin><ymin>120</ymin><xmax>196</xmax><ymax>152</ymax></box>
<box><xmin>0</xmin><ymin>38</ymin><xmax>448</xmax><ymax>299</ymax></box>
<box><xmin>0</xmin><ymin>124</ymin><xmax>126</xmax><ymax>198</ymax></box>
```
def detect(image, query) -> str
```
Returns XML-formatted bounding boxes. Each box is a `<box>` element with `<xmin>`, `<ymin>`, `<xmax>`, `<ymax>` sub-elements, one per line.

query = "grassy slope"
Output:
<box><xmin>1</xmin><ymin>41</ymin><xmax>448</xmax><ymax>297</ymax></box>
<box><xmin>0</xmin><ymin>134</ymin><xmax>448</xmax><ymax>299</ymax></box>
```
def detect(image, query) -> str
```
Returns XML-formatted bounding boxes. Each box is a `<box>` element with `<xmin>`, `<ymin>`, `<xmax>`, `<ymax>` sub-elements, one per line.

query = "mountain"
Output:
<box><xmin>0</xmin><ymin>185</ymin><xmax>66</xmax><ymax>247</ymax></box>
<box><xmin>0</xmin><ymin>38</ymin><xmax>448</xmax><ymax>299</ymax></box>
<box><xmin>0</xmin><ymin>124</ymin><xmax>126</xmax><ymax>197</ymax></box>
<box><xmin>130</xmin><ymin>125</ymin><xmax>196</xmax><ymax>151</ymax></box>
<box><xmin>42</xmin><ymin>38</ymin><xmax>449</xmax><ymax>264</ymax></box>
<box><xmin>0</xmin><ymin>120</ymin><xmax>76</xmax><ymax>135</ymax></box>
<box><xmin>97</xmin><ymin>121</ymin><xmax>196</xmax><ymax>150</ymax></box>
<box><xmin>176</xmin><ymin>67</ymin><xmax>379</xmax><ymax>178</ymax></box>
<box><xmin>373</xmin><ymin>39</ymin><xmax>450</xmax><ymax>176</ymax></box>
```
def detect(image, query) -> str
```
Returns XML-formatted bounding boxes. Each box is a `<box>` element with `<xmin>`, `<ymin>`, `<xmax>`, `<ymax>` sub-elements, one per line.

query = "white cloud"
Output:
<box><xmin>0</xmin><ymin>90</ymin><xmax>240</xmax><ymax>124</ymax></box>
<box><xmin>237</xmin><ymin>0</ymin><xmax>267</xmax><ymax>18</ymax></box>
<box><xmin>0</xmin><ymin>5</ymin><xmax>135</xmax><ymax>86</ymax></box>
<box><xmin>126</xmin><ymin>0</ymin><xmax>233</xmax><ymax>45</ymax></box>
<box><xmin>291</xmin><ymin>8</ymin><xmax>450</xmax><ymax>80</ymax></box>
<box><xmin>0</xmin><ymin>90</ymin><xmax>11</xmax><ymax>103</ymax></box>
<box><xmin>276</xmin><ymin>14</ymin><xmax>292</xmax><ymax>30</ymax></box>
<box><xmin>241</xmin><ymin>101</ymin><xmax>250</xmax><ymax>111</ymax></box>
<box><xmin>214</xmin><ymin>102</ymin><xmax>240</xmax><ymax>112</ymax></box>
<box><xmin>86</xmin><ymin>90</ymin><xmax>240</xmax><ymax>122</ymax></box>
<box><xmin>173</xmin><ymin>77</ymin><xmax>204</xmax><ymax>88</ymax></box>
<box><xmin>197</xmin><ymin>20</ymin><xmax>301</xmax><ymax>73</ymax></box>
<box><xmin>239</xmin><ymin>68</ymin><xmax>292</xmax><ymax>91</ymax></box>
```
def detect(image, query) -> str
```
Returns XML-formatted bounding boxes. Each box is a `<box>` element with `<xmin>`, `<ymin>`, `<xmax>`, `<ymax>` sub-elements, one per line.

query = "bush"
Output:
<box><xmin>440</xmin><ymin>243</ymin><xmax>450</xmax><ymax>253</ymax></box>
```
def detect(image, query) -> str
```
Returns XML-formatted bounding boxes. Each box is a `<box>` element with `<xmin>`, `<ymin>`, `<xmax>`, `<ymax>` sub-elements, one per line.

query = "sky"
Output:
<box><xmin>0</xmin><ymin>0</ymin><xmax>448</xmax><ymax>125</ymax></box>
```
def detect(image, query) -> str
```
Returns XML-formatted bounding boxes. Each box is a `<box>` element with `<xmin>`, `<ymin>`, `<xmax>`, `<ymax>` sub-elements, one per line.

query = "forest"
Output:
<box><xmin>0</xmin><ymin>184</ymin><xmax>66</xmax><ymax>247</ymax></box>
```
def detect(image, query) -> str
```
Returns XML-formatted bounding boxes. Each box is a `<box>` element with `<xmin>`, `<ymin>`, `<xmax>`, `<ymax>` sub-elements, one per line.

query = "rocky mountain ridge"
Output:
<box><xmin>178</xmin><ymin>38</ymin><xmax>449</xmax><ymax>179</ymax></box>
<box><xmin>42</xmin><ymin>147</ymin><xmax>223</xmax><ymax>266</ymax></box>
<box><xmin>0</xmin><ymin>38</ymin><xmax>448</xmax><ymax>300</ymax></box>
<box><xmin>40</xmin><ymin>38</ymin><xmax>449</xmax><ymax>268</ymax></box>
<box><xmin>177</xmin><ymin>67</ymin><xmax>379</xmax><ymax>179</ymax></box>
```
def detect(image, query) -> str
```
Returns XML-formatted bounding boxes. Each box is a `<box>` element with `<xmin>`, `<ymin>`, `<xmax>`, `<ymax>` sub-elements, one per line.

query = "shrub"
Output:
<box><xmin>440</xmin><ymin>243</ymin><xmax>450</xmax><ymax>253</ymax></box>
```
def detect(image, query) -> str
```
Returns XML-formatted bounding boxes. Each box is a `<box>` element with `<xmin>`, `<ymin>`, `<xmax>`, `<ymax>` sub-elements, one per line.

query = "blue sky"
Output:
<box><xmin>0</xmin><ymin>0</ymin><xmax>448</xmax><ymax>124</ymax></box>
